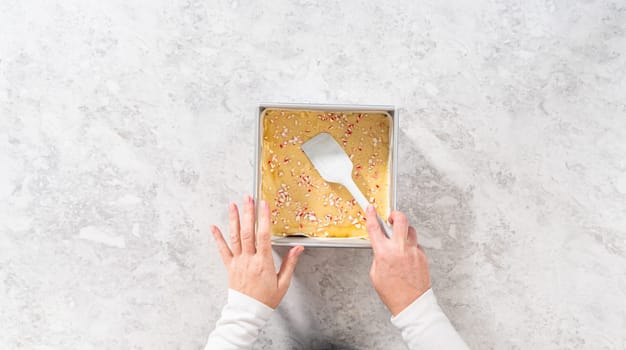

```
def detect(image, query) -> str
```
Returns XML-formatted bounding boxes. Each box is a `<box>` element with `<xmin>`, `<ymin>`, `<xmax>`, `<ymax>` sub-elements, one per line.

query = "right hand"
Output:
<box><xmin>365</xmin><ymin>205</ymin><xmax>432</xmax><ymax>316</ymax></box>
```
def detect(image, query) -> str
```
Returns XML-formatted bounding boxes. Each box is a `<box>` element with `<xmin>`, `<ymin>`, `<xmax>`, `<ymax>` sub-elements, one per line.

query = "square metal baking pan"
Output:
<box><xmin>253</xmin><ymin>103</ymin><xmax>398</xmax><ymax>248</ymax></box>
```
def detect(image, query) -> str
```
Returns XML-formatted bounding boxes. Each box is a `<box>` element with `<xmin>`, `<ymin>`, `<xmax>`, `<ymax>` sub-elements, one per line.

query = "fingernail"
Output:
<box><xmin>260</xmin><ymin>199</ymin><xmax>268</xmax><ymax>209</ymax></box>
<box><xmin>295</xmin><ymin>246</ymin><xmax>304</xmax><ymax>256</ymax></box>
<box><xmin>366</xmin><ymin>205</ymin><xmax>374</xmax><ymax>214</ymax></box>
<box><xmin>291</xmin><ymin>246</ymin><xmax>301</xmax><ymax>256</ymax></box>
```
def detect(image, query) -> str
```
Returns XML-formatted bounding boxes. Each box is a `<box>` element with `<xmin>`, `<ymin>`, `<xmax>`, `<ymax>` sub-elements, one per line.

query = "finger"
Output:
<box><xmin>240</xmin><ymin>195</ymin><xmax>256</xmax><ymax>254</ymax></box>
<box><xmin>389</xmin><ymin>211</ymin><xmax>409</xmax><ymax>244</ymax></box>
<box><xmin>417</xmin><ymin>244</ymin><xmax>426</xmax><ymax>254</ymax></box>
<box><xmin>365</xmin><ymin>205</ymin><xmax>387</xmax><ymax>252</ymax></box>
<box><xmin>256</xmin><ymin>199</ymin><xmax>272</xmax><ymax>254</ymax></box>
<box><xmin>407</xmin><ymin>226</ymin><xmax>418</xmax><ymax>247</ymax></box>
<box><xmin>211</xmin><ymin>225</ymin><xmax>233</xmax><ymax>265</ymax></box>
<box><xmin>277</xmin><ymin>246</ymin><xmax>304</xmax><ymax>291</ymax></box>
<box><xmin>228</xmin><ymin>203</ymin><xmax>242</xmax><ymax>255</ymax></box>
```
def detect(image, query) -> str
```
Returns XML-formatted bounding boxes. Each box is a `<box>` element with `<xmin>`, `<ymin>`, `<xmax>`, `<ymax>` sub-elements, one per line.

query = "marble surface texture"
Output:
<box><xmin>1</xmin><ymin>1</ymin><xmax>626</xmax><ymax>349</ymax></box>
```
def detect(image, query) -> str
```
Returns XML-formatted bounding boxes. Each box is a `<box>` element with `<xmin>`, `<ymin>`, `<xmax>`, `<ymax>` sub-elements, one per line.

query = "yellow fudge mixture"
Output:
<box><xmin>260</xmin><ymin>109</ymin><xmax>391</xmax><ymax>238</ymax></box>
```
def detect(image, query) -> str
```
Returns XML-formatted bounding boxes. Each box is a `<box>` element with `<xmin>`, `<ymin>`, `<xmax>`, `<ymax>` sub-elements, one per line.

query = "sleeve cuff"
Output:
<box><xmin>390</xmin><ymin>288</ymin><xmax>438</xmax><ymax>328</ymax></box>
<box><xmin>227</xmin><ymin>289</ymin><xmax>275</xmax><ymax>322</ymax></box>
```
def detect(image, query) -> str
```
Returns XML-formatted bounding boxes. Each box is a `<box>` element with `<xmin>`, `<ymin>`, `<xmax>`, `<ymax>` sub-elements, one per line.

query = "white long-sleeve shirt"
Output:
<box><xmin>206</xmin><ymin>288</ymin><xmax>468</xmax><ymax>349</ymax></box>
<box><xmin>390</xmin><ymin>289</ymin><xmax>468</xmax><ymax>349</ymax></box>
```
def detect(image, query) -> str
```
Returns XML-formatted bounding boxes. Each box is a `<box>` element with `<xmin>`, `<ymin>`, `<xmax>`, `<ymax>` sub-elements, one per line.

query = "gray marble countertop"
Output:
<box><xmin>1</xmin><ymin>1</ymin><xmax>625</xmax><ymax>349</ymax></box>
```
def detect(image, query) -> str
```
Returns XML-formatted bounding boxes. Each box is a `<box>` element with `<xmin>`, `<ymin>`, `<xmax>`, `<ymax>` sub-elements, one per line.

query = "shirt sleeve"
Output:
<box><xmin>391</xmin><ymin>288</ymin><xmax>469</xmax><ymax>350</ymax></box>
<box><xmin>205</xmin><ymin>289</ymin><xmax>274</xmax><ymax>350</ymax></box>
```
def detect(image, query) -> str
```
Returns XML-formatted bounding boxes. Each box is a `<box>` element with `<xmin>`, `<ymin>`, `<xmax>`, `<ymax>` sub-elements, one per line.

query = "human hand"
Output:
<box><xmin>211</xmin><ymin>195</ymin><xmax>304</xmax><ymax>309</ymax></box>
<box><xmin>365</xmin><ymin>205</ymin><xmax>431</xmax><ymax>316</ymax></box>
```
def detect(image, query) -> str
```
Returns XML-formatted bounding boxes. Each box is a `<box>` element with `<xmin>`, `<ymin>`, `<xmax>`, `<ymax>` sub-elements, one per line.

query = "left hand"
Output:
<box><xmin>211</xmin><ymin>195</ymin><xmax>304</xmax><ymax>309</ymax></box>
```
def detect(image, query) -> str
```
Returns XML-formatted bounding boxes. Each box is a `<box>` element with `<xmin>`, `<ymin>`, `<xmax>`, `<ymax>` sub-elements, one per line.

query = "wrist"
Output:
<box><xmin>229</xmin><ymin>287</ymin><xmax>280</xmax><ymax>309</ymax></box>
<box><xmin>386</xmin><ymin>287</ymin><xmax>430</xmax><ymax>316</ymax></box>
<box><xmin>227</xmin><ymin>289</ymin><xmax>275</xmax><ymax>320</ymax></box>
<box><xmin>390</xmin><ymin>288</ymin><xmax>436</xmax><ymax>323</ymax></box>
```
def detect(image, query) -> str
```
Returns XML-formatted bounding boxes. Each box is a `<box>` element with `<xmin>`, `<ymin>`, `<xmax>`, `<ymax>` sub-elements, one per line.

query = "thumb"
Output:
<box><xmin>365</xmin><ymin>205</ymin><xmax>386</xmax><ymax>252</ymax></box>
<box><xmin>277</xmin><ymin>246</ymin><xmax>304</xmax><ymax>291</ymax></box>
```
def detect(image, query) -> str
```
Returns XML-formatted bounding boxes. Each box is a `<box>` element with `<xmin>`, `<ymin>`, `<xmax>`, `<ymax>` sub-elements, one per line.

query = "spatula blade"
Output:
<box><xmin>301</xmin><ymin>132</ymin><xmax>353</xmax><ymax>184</ymax></box>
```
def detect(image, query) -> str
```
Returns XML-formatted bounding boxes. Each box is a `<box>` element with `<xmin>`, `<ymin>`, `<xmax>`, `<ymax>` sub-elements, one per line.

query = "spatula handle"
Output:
<box><xmin>343</xmin><ymin>179</ymin><xmax>393</xmax><ymax>238</ymax></box>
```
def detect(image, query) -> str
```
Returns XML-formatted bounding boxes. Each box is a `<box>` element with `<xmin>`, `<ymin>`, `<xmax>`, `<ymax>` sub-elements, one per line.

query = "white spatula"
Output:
<box><xmin>301</xmin><ymin>132</ymin><xmax>392</xmax><ymax>238</ymax></box>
